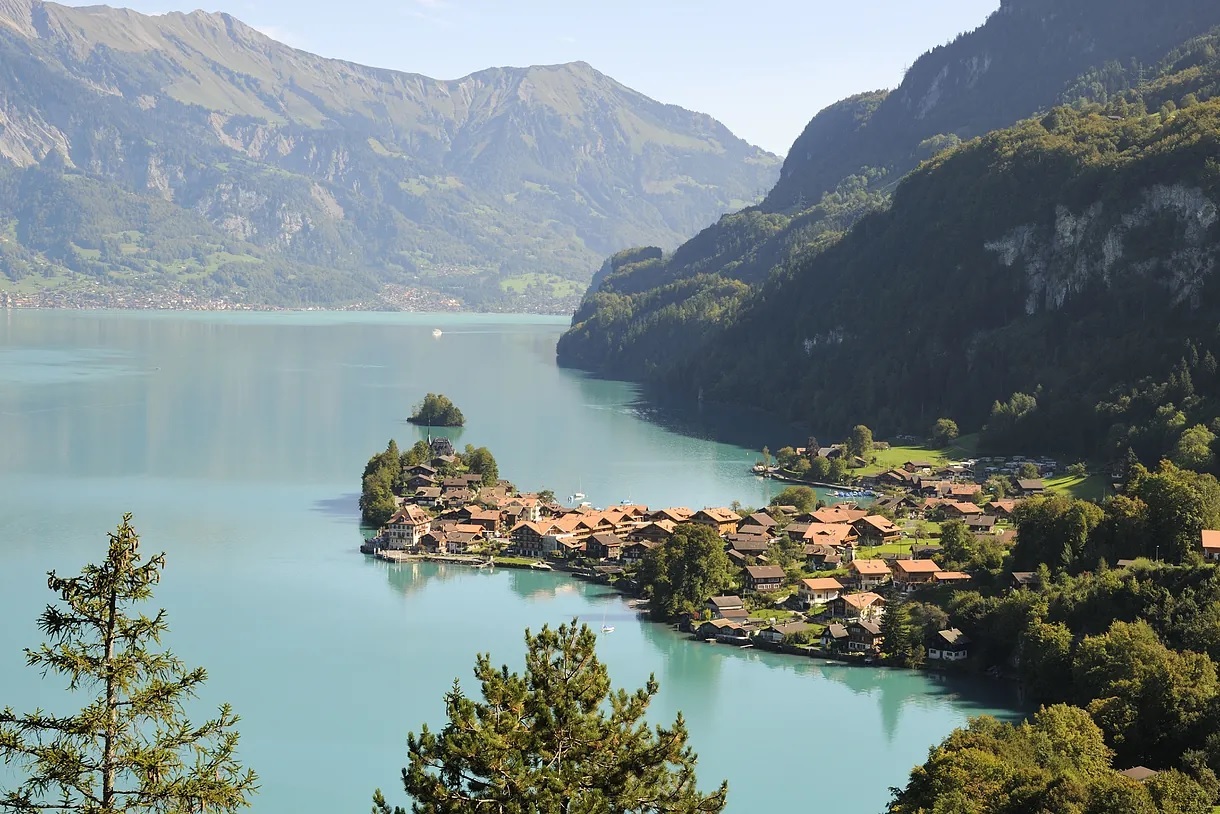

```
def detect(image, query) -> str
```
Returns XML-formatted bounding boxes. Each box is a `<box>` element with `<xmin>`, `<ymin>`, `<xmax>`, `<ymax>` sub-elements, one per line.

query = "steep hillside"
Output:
<box><xmin>0</xmin><ymin>0</ymin><xmax>778</xmax><ymax>309</ymax></box>
<box><xmin>558</xmin><ymin>0</ymin><xmax>1220</xmax><ymax>367</ymax></box>
<box><xmin>651</xmin><ymin>31</ymin><xmax>1220</xmax><ymax>467</ymax></box>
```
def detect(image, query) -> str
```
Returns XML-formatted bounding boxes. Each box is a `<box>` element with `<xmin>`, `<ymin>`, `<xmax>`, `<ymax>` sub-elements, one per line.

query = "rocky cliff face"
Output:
<box><xmin>987</xmin><ymin>185</ymin><xmax>1220</xmax><ymax>313</ymax></box>
<box><xmin>0</xmin><ymin>0</ymin><xmax>778</xmax><ymax>308</ymax></box>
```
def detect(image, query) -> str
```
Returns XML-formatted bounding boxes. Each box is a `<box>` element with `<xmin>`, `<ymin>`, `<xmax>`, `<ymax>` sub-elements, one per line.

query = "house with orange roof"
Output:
<box><xmin>629</xmin><ymin>520</ymin><xmax>677</xmax><ymax>544</ymax></box>
<box><xmin>986</xmin><ymin>500</ymin><xmax>1019</xmax><ymax>518</ymax></box>
<box><xmin>941</xmin><ymin>501</ymin><xmax>984</xmax><ymax>519</ymax></box>
<box><xmin>795</xmin><ymin>522</ymin><xmax>859</xmax><ymax>547</ymax></box>
<box><xmin>692</xmin><ymin>508</ymin><xmax>742</xmax><ymax>535</ymax></box>
<box><xmin>811</xmin><ymin>506</ymin><xmax>868</xmax><ymax>525</ymax></box>
<box><xmin>849</xmin><ymin>558</ymin><xmax>891</xmax><ymax>590</ymax></box>
<box><xmin>798</xmin><ymin>577</ymin><xmax>844</xmax><ymax>608</ymax></box>
<box><xmin>509</xmin><ymin>521</ymin><xmax>555</xmax><ymax>557</ymax></box>
<box><xmin>832</xmin><ymin>591</ymin><xmax>886</xmax><ymax>622</ymax></box>
<box><xmin>852</xmin><ymin>515</ymin><xmax>901</xmax><ymax>546</ymax></box>
<box><xmin>891</xmin><ymin>558</ymin><xmax>943</xmax><ymax>591</ymax></box>
<box><xmin>648</xmin><ymin>507</ymin><xmax>694</xmax><ymax>524</ymax></box>
<box><xmin>1202</xmin><ymin>530</ymin><xmax>1220</xmax><ymax>563</ymax></box>
<box><xmin>933</xmin><ymin>571</ymin><xmax>973</xmax><ymax>586</ymax></box>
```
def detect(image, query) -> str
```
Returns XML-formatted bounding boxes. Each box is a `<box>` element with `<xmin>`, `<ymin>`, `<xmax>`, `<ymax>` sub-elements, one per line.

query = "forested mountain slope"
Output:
<box><xmin>0</xmin><ymin>0</ymin><xmax>778</xmax><ymax>309</ymax></box>
<box><xmin>558</xmin><ymin>0</ymin><xmax>1220</xmax><ymax>383</ymax></box>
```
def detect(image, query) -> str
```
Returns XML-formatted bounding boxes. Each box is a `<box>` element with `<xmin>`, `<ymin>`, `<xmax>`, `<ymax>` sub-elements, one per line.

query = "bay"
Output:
<box><xmin>0</xmin><ymin>310</ymin><xmax>1019</xmax><ymax>814</ymax></box>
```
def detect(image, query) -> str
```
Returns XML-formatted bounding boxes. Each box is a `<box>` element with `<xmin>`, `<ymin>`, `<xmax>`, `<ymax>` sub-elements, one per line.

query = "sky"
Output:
<box><xmin>59</xmin><ymin>0</ymin><xmax>1002</xmax><ymax>155</ymax></box>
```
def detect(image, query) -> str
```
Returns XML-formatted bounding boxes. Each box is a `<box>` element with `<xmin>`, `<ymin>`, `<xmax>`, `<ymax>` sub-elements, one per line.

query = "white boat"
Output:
<box><xmin>432</xmin><ymin>329</ymin><xmax>443</xmax><ymax>338</ymax></box>
<box><xmin>601</xmin><ymin>625</ymin><xmax>615</xmax><ymax>634</ymax></box>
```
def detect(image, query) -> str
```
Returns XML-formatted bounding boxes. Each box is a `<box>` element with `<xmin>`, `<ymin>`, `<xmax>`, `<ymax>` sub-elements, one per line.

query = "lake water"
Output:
<box><xmin>0</xmin><ymin>310</ymin><xmax>1019</xmax><ymax>814</ymax></box>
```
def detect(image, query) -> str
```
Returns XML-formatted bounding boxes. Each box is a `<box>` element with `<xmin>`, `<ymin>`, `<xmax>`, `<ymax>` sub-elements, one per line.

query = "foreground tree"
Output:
<box><xmin>375</xmin><ymin>620</ymin><xmax>727</xmax><ymax>814</ymax></box>
<box><xmin>888</xmin><ymin>704</ymin><xmax>1211</xmax><ymax>814</ymax></box>
<box><xmin>0</xmin><ymin>515</ymin><xmax>257</xmax><ymax>814</ymax></box>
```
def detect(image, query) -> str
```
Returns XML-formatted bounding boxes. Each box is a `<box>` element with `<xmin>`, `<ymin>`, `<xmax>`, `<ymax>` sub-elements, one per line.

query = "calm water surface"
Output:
<box><xmin>0</xmin><ymin>311</ymin><xmax>1019</xmax><ymax>814</ymax></box>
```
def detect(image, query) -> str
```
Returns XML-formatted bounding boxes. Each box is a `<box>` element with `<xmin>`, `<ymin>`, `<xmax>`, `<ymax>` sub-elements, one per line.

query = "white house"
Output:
<box><xmin>383</xmin><ymin>506</ymin><xmax>432</xmax><ymax>550</ymax></box>
<box><xmin>927</xmin><ymin>628</ymin><xmax>970</xmax><ymax>662</ymax></box>
<box><xmin>798</xmin><ymin>577</ymin><xmax>844</xmax><ymax>608</ymax></box>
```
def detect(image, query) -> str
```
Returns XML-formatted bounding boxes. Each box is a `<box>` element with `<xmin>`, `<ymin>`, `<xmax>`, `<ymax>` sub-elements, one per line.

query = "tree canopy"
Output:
<box><xmin>637</xmin><ymin>524</ymin><xmax>738</xmax><ymax>621</ymax></box>
<box><xmin>769</xmin><ymin>485</ymin><xmax>819</xmax><ymax>513</ymax></box>
<box><xmin>375</xmin><ymin>620</ymin><xmax>727</xmax><ymax>814</ymax></box>
<box><xmin>0</xmin><ymin>515</ymin><xmax>257</xmax><ymax>814</ymax></box>
<box><xmin>932</xmin><ymin>418</ymin><xmax>959</xmax><ymax>447</ymax></box>
<box><xmin>888</xmin><ymin>705</ymin><xmax>1214</xmax><ymax>814</ymax></box>
<box><xmin>408</xmin><ymin>393</ymin><xmax>465</xmax><ymax>427</ymax></box>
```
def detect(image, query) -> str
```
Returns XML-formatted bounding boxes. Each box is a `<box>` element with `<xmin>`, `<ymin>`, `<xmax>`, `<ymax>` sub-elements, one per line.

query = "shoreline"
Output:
<box><xmin>366</xmin><ymin>547</ymin><xmax>981</xmax><ymax>675</ymax></box>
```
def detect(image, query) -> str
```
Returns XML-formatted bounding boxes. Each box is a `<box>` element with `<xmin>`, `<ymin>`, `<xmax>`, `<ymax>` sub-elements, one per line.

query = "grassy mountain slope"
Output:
<box><xmin>558</xmin><ymin>0</ymin><xmax>1220</xmax><ymax>368</ymax></box>
<box><xmin>0</xmin><ymin>0</ymin><xmax>778</xmax><ymax>309</ymax></box>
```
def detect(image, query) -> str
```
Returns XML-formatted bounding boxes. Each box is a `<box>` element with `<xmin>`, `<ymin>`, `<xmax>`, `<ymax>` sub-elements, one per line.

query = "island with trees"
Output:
<box><xmin>407</xmin><ymin>393</ymin><xmax>465</xmax><ymax>427</ymax></box>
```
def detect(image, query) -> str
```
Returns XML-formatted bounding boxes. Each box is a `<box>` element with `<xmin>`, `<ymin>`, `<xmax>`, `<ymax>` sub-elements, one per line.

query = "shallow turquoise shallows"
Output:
<box><xmin>0</xmin><ymin>311</ymin><xmax>1020</xmax><ymax>814</ymax></box>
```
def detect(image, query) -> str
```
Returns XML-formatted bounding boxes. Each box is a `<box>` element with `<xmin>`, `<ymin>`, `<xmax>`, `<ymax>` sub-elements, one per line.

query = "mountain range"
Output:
<box><xmin>559</xmin><ymin>0</ymin><xmax>1220</xmax><ymax>467</ymax></box>
<box><xmin>0</xmin><ymin>0</ymin><xmax>778</xmax><ymax>309</ymax></box>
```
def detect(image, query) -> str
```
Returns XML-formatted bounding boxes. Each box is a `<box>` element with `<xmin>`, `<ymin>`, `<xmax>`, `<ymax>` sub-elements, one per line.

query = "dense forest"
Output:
<box><xmin>560</xmin><ymin>8</ymin><xmax>1220</xmax><ymax>470</ymax></box>
<box><xmin>879</xmin><ymin>460</ymin><xmax>1220</xmax><ymax>811</ymax></box>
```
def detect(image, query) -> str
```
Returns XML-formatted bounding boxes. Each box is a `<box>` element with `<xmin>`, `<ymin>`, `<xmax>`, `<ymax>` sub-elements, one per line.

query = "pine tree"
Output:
<box><xmin>0</xmin><ymin>515</ymin><xmax>257</xmax><ymax>814</ymax></box>
<box><xmin>881</xmin><ymin>595</ymin><xmax>917</xmax><ymax>666</ymax></box>
<box><xmin>375</xmin><ymin>619</ymin><xmax>727</xmax><ymax>814</ymax></box>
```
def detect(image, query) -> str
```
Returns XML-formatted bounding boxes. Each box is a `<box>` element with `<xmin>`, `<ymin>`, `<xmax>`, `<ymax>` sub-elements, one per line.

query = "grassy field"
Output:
<box><xmin>500</xmin><ymin>272</ymin><xmax>585</xmax><ymax>298</ymax></box>
<box><xmin>857</xmin><ymin>542</ymin><xmax>917</xmax><ymax>559</ymax></box>
<box><xmin>749</xmin><ymin>608</ymin><xmax>796</xmax><ymax>621</ymax></box>
<box><xmin>1044</xmin><ymin>473</ymin><xmax>1109</xmax><ymax>501</ymax></box>
<box><xmin>855</xmin><ymin>434</ymin><xmax>979</xmax><ymax>476</ymax></box>
<box><xmin>493</xmin><ymin>555</ymin><xmax>542</xmax><ymax>567</ymax></box>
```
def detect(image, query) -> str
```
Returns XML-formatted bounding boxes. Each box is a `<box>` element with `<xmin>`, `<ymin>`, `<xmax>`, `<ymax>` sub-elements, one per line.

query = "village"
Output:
<box><xmin>361</xmin><ymin>436</ymin><xmax>1220</xmax><ymax>669</ymax></box>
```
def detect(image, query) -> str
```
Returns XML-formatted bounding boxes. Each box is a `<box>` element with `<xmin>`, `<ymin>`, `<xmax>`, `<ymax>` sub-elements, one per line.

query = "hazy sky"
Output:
<box><xmin>61</xmin><ymin>0</ymin><xmax>1001</xmax><ymax>155</ymax></box>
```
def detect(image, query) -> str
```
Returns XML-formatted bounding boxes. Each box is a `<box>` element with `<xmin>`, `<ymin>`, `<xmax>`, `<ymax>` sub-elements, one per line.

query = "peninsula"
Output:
<box><xmin>359</xmin><ymin>430</ymin><xmax>1220</xmax><ymax>809</ymax></box>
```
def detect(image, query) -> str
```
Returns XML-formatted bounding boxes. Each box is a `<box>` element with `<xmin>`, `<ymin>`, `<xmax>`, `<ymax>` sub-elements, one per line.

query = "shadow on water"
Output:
<box><xmin>634</xmin><ymin>615</ymin><xmax>1025</xmax><ymax>743</ymax></box>
<box><xmin>561</xmin><ymin>366</ymin><xmax>816</xmax><ymax>453</ymax></box>
<box><xmin>312</xmin><ymin>493</ymin><xmax>361</xmax><ymax>520</ymax></box>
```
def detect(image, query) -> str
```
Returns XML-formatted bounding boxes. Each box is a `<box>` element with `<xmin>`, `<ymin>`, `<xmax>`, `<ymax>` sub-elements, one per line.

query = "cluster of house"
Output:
<box><xmin>694</xmin><ymin>593</ymin><xmax>971</xmax><ymax>662</ymax></box>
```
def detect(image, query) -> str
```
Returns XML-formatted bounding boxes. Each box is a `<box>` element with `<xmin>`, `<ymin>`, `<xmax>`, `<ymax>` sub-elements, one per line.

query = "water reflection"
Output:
<box><xmin>379</xmin><ymin>560</ymin><xmax>1024</xmax><ymax>747</ymax></box>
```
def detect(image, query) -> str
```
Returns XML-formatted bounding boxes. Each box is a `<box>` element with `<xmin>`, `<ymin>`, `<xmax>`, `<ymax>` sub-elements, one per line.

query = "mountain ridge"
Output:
<box><xmin>0</xmin><ymin>0</ymin><xmax>778</xmax><ymax>309</ymax></box>
<box><xmin>557</xmin><ymin>0</ymin><xmax>1220</xmax><ymax>465</ymax></box>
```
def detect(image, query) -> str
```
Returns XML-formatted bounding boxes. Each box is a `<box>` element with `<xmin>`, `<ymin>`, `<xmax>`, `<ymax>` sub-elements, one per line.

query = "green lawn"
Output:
<box><xmin>749</xmin><ymin>608</ymin><xmax>796</xmax><ymax>621</ymax></box>
<box><xmin>493</xmin><ymin>555</ymin><xmax>541</xmax><ymax>567</ymax></box>
<box><xmin>857</xmin><ymin>542</ymin><xmax>916</xmax><ymax>559</ymax></box>
<box><xmin>1044</xmin><ymin>473</ymin><xmax>1109</xmax><ymax>501</ymax></box>
<box><xmin>855</xmin><ymin>434</ymin><xmax>978</xmax><ymax>477</ymax></box>
<box><xmin>499</xmin><ymin>272</ymin><xmax>585</xmax><ymax>298</ymax></box>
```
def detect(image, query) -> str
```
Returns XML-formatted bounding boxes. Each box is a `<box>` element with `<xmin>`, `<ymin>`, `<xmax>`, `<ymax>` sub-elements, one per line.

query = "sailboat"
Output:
<box><xmin>600</xmin><ymin>609</ymin><xmax>614</xmax><ymax>634</ymax></box>
<box><xmin>568</xmin><ymin>477</ymin><xmax>586</xmax><ymax>506</ymax></box>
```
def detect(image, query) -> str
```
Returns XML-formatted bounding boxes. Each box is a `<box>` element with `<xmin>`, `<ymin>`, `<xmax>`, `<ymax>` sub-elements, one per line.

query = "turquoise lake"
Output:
<box><xmin>0</xmin><ymin>310</ymin><xmax>1020</xmax><ymax>813</ymax></box>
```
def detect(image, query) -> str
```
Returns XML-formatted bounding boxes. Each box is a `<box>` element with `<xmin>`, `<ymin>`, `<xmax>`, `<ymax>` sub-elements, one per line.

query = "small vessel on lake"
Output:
<box><xmin>431</xmin><ymin>328</ymin><xmax>443</xmax><ymax>338</ymax></box>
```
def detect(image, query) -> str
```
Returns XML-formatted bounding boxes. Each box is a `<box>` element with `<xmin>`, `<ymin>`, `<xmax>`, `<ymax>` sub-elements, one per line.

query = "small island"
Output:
<box><xmin>408</xmin><ymin>393</ymin><xmax>465</xmax><ymax>427</ymax></box>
